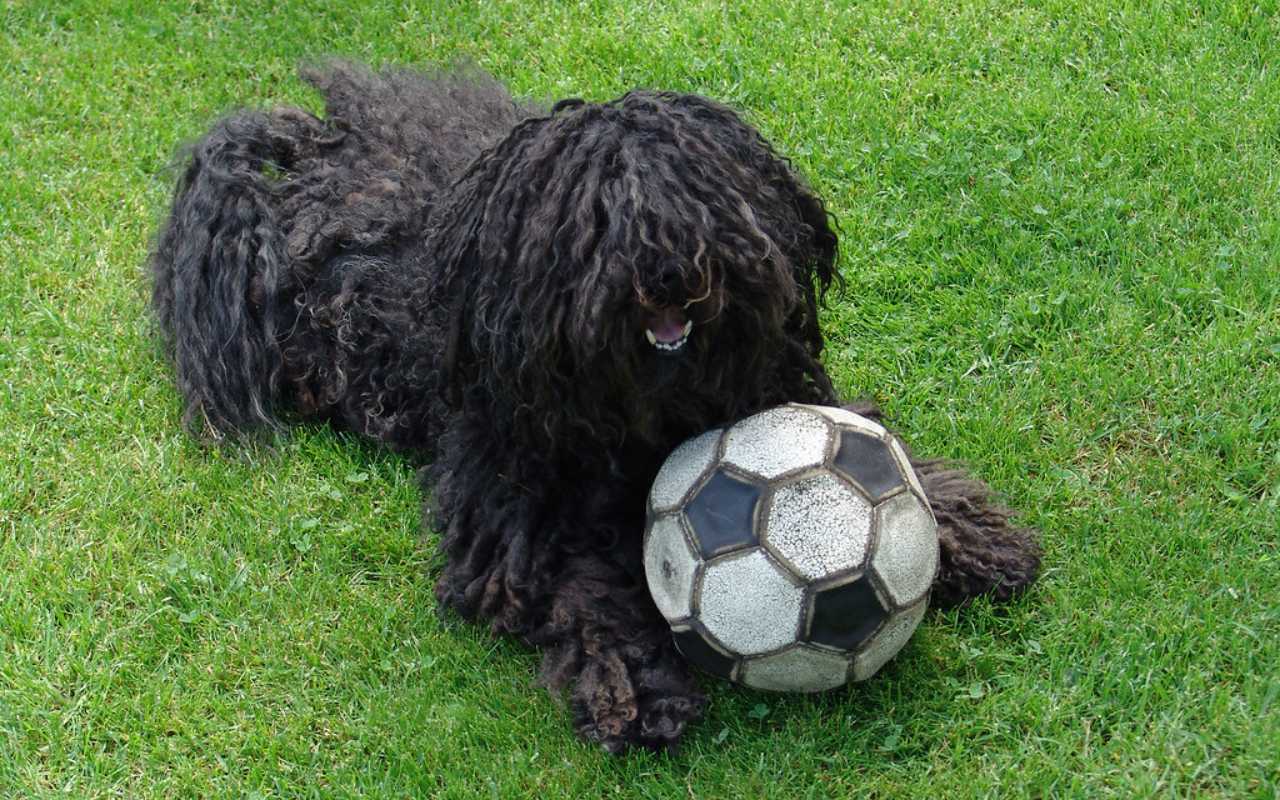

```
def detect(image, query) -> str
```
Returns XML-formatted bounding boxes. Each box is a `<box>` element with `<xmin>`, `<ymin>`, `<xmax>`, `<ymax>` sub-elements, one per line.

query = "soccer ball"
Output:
<box><xmin>643</xmin><ymin>404</ymin><xmax>939</xmax><ymax>692</ymax></box>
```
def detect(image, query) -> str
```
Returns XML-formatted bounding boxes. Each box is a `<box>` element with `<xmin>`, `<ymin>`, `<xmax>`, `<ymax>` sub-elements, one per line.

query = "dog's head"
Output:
<box><xmin>428</xmin><ymin>91</ymin><xmax>839</xmax><ymax>450</ymax></box>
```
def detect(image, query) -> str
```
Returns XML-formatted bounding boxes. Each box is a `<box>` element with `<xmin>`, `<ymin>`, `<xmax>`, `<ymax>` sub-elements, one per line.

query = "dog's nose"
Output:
<box><xmin>657</xmin><ymin>264</ymin><xmax>685</xmax><ymax>301</ymax></box>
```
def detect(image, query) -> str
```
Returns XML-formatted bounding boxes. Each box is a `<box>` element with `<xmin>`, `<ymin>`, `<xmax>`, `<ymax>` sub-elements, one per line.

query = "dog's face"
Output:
<box><xmin>429</xmin><ymin>92</ymin><xmax>838</xmax><ymax>450</ymax></box>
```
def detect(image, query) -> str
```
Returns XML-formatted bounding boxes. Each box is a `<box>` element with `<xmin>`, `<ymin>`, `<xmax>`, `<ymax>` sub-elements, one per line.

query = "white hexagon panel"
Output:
<box><xmin>740</xmin><ymin>644</ymin><xmax>851</xmax><ymax>692</ymax></box>
<box><xmin>721</xmin><ymin>406</ymin><xmax>831</xmax><ymax>480</ymax></box>
<box><xmin>643</xmin><ymin>514</ymin><xmax>701</xmax><ymax>622</ymax></box>
<box><xmin>697</xmin><ymin>549</ymin><xmax>803</xmax><ymax>656</ymax></box>
<box><xmin>870</xmin><ymin>491</ymin><xmax>939</xmax><ymax>608</ymax></box>
<box><xmin>649</xmin><ymin>428</ymin><xmax>723</xmax><ymax>513</ymax></box>
<box><xmin>763</xmin><ymin>473</ymin><xmax>873</xmax><ymax>581</ymax></box>
<box><xmin>793</xmin><ymin>403</ymin><xmax>888</xmax><ymax>438</ymax></box>
<box><xmin>852</xmin><ymin>597</ymin><xmax>928</xmax><ymax>681</ymax></box>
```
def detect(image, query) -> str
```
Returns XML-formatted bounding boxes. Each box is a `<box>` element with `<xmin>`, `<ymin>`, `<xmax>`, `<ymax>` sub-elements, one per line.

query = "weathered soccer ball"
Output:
<box><xmin>643</xmin><ymin>404</ymin><xmax>939</xmax><ymax>692</ymax></box>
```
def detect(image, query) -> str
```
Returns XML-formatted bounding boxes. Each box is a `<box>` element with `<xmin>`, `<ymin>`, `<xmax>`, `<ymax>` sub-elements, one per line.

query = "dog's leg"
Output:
<box><xmin>430</xmin><ymin>460</ymin><xmax>705</xmax><ymax>754</ymax></box>
<box><xmin>436</xmin><ymin>537</ymin><xmax>706</xmax><ymax>754</ymax></box>
<box><xmin>912</xmin><ymin>460</ymin><xmax>1042</xmax><ymax>607</ymax></box>
<box><xmin>151</xmin><ymin>108</ymin><xmax>325</xmax><ymax>436</ymax></box>
<box><xmin>530</xmin><ymin>553</ymin><xmax>706</xmax><ymax>754</ymax></box>
<box><xmin>841</xmin><ymin>403</ymin><xmax>1041</xmax><ymax>608</ymax></box>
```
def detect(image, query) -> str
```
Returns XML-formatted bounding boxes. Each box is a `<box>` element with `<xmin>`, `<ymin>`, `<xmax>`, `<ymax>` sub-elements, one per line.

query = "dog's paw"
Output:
<box><xmin>632</xmin><ymin>692</ymin><xmax>706</xmax><ymax>754</ymax></box>
<box><xmin>577</xmin><ymin>689</ymin><xmax>706</xmax><ymax>755</ymax></box>
<box><xmin>917</xmin><ymin>462</ymin><xmax>1042</xmax><ymax>608</ymax></box>
<box><xmin>570</xmin><ymin>649</ymin><xmax>706</xmax><ymax>755</ymax></box>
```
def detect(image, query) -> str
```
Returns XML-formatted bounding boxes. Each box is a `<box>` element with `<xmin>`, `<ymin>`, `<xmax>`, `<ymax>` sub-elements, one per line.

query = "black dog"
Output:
<box><xmin>151</xmin><ymin>62</ymin><xmax>1040</xmax><ymax>753</ymax></box>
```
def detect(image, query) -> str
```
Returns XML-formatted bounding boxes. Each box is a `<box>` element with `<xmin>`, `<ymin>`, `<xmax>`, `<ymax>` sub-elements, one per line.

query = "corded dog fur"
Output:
<box><xmin>150</xmin><ymin>62</ymin><xmax>1041</xmax><ymax>753</ymax></box>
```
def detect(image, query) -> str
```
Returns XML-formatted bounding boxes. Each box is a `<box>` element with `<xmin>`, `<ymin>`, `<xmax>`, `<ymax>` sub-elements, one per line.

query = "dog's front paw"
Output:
<box><xmin>916</xmin><ymin>462</ymin><xmax>1042</xmax><ymax>608</ymax></box>
<box><xmin>631</xmin><ymin>692</ymin><xmax>706</xmax><ymax>754</ymax></box>
<box><xmin>571</xmin><ymin>650</ymin><xmax>706</xmax><ymax>755</ymax></box>
<box><xmin>577</xmin><ymin>690</ymin><xmax>706</xmax><ymax>755</ymax></box>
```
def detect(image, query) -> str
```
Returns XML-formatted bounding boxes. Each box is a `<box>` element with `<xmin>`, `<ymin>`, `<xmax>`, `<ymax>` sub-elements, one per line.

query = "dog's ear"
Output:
<box><xmin>772</xmin><ymin>165</ymin><xmax>839</xmax><ymax>404</ymax></box>
<box><xmin>791</xmin><ymin>186</ymin><xmax>839</xmax><ymax>297</ymax></box>
<box><xmin>789</xmin><ymin>187</ymin><xmax>838</xmax><ymax>388</ymax></box>
<box><xmin>439</xmin><ymin>290</ymin><xmax>468</xmax><ymax>407</ymax></box>
<box><xmin>424</xmin><ymin>180</ymin><xmax>489</xmax><ymax>408</ymax></box>
<box><xmin>656</xmin><ymin>92</ymin><xmax>839</xmax><ymax>296</ymax></box>
<box><xmin>425</xmin><ymin>112</ymin><xmax>554</xmax><ymax>409</ymax></box>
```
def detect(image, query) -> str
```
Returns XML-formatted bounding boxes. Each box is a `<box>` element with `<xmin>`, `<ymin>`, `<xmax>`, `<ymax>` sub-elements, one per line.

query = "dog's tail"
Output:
<box><xmin>150</xmin><ymin>109</ymin><xmax>320</xmax><ymax>437</ymax></box>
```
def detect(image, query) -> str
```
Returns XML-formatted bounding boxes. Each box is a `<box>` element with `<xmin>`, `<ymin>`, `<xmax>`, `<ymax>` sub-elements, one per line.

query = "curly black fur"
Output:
<box><xmin>150</xmin><ymin>62</ymin><xmax>1040</xmax><ymax>753</ymax></box>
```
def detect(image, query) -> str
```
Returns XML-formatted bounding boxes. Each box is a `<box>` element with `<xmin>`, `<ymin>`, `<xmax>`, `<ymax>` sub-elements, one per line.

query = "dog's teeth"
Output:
<box><xmin>646</xmin><ymin>328</ymin><xmax>690</xmax><ymax>352</ymax></box>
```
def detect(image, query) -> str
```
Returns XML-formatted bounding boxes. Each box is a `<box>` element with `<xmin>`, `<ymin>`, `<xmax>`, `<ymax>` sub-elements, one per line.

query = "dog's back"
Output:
<box><xmin>149</xmin><ymin>63</ymin><xmax>529</xmax><ymax>444</ymax></box>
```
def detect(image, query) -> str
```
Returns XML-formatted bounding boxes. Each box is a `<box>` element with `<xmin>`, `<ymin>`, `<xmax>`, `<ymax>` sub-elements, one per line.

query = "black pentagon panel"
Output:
<box><xmin>684</xmin><ymin>469</ymin><xmax>761</xmax><ymax>559</ymax></box>
<box><xmin>833</xmin><ymin>430</ymin><xmax>905</xmax><ymax>502</ymax></box>
<box><xmin>673</xmin><ymin>626</ymin><xmax>737</xmax><ymax>680</ymax></box>
<box><xmin>808</xmin><ymin>574</ymin><xmax>889</xmax><ymax>651</ymax></box>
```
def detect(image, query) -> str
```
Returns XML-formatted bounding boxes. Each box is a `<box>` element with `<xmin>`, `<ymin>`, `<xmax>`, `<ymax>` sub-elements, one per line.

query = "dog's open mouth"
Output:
<box><xmin>644</xmin><ymin>306</ymin><xmax>693</xmax><ymax>353</ymax></box>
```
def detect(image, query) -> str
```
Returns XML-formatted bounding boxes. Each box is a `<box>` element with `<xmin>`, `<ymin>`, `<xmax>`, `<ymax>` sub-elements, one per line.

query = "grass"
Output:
<box><xmin>2</xmin><ymin>0</ymin><xmax>1278</xmax><ymax>796</ymax></box>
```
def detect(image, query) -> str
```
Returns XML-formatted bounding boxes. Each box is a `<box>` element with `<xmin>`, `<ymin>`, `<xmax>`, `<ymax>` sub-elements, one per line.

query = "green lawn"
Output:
<box><xmin>2</xmin><ymin>0</ymin><xmax>1277</xmax><ymax>796</ymax></box>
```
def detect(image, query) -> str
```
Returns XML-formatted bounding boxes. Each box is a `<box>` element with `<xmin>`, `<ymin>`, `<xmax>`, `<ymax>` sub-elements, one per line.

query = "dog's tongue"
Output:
<box><xmin>646</xmin><ymin>307</ymin><xmax>688</xmax><ymax>343</ymax></box>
